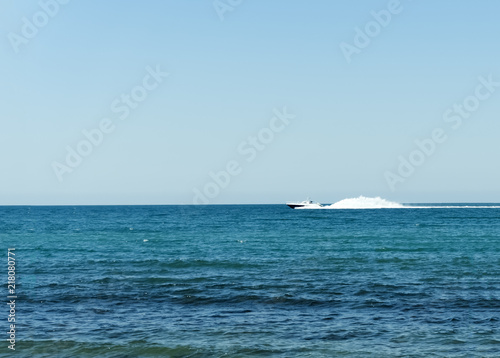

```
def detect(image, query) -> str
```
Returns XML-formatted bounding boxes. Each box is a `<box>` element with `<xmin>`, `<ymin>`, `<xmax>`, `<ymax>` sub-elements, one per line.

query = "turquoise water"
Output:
<box><xmin>1</xmin><ymin>205</ymin><xmax>500</xmax><ymax>357</ymax></box>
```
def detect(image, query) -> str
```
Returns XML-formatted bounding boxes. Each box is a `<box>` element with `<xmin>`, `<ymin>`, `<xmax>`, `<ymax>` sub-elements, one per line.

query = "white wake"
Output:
<box><xmin>297</xmin><ymin>196</ymin><xmax>500</xmax><ymax>209</ymax></box>
<box><xmin>327</xmin><ymin>196</ymin><xmax>403</xmax><ymax>209</ymax></box>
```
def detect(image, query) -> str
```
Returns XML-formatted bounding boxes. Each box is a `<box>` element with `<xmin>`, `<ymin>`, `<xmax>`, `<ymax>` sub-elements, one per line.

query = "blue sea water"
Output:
<box><xmin>1</xmin><ymin>204</ymin><xmax>500</xmax><ymax>357</ymax></box>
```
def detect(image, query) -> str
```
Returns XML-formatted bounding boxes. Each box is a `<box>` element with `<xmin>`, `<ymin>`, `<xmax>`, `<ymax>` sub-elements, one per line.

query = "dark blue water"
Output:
<box><xmin>1</xmin><ymin>205</ymin><xmax>500</xmax><ymax>357</ymax></box>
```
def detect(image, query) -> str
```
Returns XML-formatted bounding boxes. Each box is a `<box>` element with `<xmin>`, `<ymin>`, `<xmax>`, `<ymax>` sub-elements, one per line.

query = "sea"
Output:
<box><xmin>1</xmin><ymin>200</ymin><xmax>500</xmax><ymax>357</ymax></box>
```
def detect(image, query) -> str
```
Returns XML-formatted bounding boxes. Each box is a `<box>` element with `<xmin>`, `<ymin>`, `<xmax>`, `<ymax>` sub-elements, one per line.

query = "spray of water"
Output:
<box><xmin>326</xmin><ymin>196</ymin><xmax>403</xmax><ymax>209</ymax></box>
<box><xmin>297</xmin><ymin>196</ymin><xmax>500</xmax><ymax>209</ymax></box>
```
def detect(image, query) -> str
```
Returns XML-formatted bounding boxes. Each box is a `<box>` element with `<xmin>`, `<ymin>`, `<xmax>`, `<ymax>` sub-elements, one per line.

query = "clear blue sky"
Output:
<box><xmin>1</xmin><ymin>0</ymin><xmax>500</xmax><ymax>205</ymax></box>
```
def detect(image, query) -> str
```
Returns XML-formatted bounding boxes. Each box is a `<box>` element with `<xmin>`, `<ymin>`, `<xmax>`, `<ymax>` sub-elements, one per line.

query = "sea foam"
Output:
<box><xmin>300</xmin><ymin>196</ymin><xmax>500</xmax><ymax>209</ymax></box>
<box><xmin>325</xmin><ymin>196</ymin><xmax>403</xmax><ymax>209</ymax></box>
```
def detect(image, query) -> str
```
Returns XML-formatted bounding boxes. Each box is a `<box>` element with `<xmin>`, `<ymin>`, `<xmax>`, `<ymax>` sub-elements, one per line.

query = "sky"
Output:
<box><xmin>1</xmin><ymin>0</ymin><xmax>500</xmax><ymax>205</ymax></box>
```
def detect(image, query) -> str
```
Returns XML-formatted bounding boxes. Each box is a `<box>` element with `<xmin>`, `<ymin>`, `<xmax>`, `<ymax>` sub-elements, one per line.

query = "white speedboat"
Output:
<box><xmin>286</xmin><ymin>199</ymin><xmax>323</xmax><ymax>209</ymax></box>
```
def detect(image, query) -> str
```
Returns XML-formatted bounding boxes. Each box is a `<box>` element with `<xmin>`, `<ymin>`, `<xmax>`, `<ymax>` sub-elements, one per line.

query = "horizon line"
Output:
<box><xmin>2</xmin><ymin>202</ymin><xmax>500</xmax><ymax>207</ymax></box>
